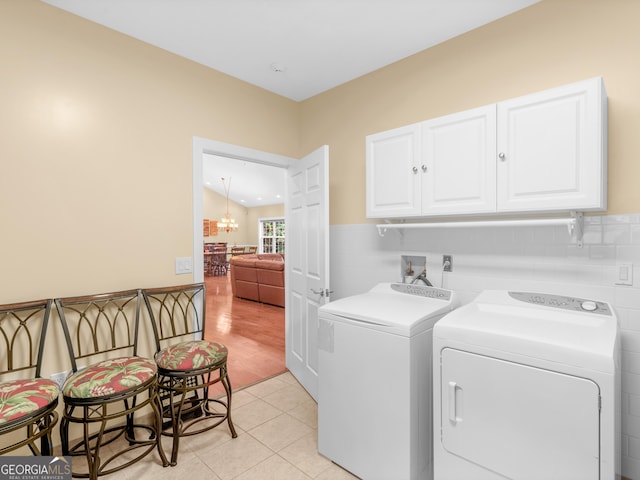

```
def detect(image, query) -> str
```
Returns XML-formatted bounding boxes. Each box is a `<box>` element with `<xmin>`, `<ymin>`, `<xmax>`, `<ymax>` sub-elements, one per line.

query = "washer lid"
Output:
<box><xmin>434</xmin><ymin>290</ymin><xmax>619</xmax><ymax>373</ymax></box>
<box><xmin>319</xmin><ymin>283</ymin><xmax>458</xmax><ymax>336</ymax></box>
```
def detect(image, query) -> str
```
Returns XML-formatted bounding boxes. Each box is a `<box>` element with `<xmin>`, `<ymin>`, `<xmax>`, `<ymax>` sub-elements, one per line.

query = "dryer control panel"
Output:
<box><xmin>509</xmin><ymin>291</ymin><xmax>612</xmax><ymax>315</ymax></box>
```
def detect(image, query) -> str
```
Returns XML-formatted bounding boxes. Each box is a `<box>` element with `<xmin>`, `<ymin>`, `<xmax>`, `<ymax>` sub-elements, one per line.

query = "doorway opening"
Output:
<box><xmin>193</xmin><ymin>137</ymin><xmax>295</xmax><ymax>390</ymax></box>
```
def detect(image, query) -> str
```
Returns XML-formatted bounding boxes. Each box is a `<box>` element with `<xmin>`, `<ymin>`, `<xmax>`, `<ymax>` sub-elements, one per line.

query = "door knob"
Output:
<box><xmin>412</xmin><ymin>166</ymin><xmax>418</xmax><ymax>174</ymax></box>
<box><xmin>421</xmin><ymin>165</ymin><xmax>427</xmax><ymax>172</ymax></box>
<box><xmin>498</xmin><ymin>152</ymin><xmax>506</xmax><ymax>161</ymax></box>
<box><xmin>310</xmin><ymin>288</ymin><xmax>325</xmax><ymax>297</ymax></box>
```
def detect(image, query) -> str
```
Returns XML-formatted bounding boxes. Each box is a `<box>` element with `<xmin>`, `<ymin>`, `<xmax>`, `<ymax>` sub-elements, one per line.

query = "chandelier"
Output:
<box><xmin>219</xmin><ymin>177</ymin><xmax>238</xmax><ymax>233</ymax></box>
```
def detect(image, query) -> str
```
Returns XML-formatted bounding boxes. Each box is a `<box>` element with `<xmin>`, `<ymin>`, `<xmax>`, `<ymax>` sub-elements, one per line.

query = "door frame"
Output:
<box><xmin>191</xmin><ymin>136</ymin><xmax>296</xmax><ymax>283</ymax></box>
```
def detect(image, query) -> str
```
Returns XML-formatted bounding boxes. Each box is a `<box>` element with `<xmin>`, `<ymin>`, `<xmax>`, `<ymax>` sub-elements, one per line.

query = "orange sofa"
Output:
<box><xmin>229</xmin><ymin>254</ymin><xmax>285</xmax><ymax>307</ymax></box>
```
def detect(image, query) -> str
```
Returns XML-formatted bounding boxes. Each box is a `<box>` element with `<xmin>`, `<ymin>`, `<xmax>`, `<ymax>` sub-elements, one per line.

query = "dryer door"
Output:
<box><xmin>439</xmin><ymin>348</ymin><xmax>600</xmax><ymax>480</ymax></box>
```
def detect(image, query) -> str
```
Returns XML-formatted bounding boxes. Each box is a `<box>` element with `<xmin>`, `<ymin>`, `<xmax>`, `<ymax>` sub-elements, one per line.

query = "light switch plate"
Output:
<box><xmin>175</xmin><ymin>257</ymin><xmax>193</xmax><ymax>274</ymax></box>
<box><xmin>615</xmin><ymin>263</ymin><xmax>633</xmax><ymax>286</ymax></box>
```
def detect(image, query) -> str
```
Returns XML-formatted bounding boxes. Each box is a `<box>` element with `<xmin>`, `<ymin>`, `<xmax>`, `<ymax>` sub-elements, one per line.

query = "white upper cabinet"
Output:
<box><xmin>365</xmin><ymin>77</ymin><xmax>607</xmax><ymax>219</ymax></box>
<box><xmin>496</xmin><ymin>77</ymin><xmax>607</xmax><ymax>213</ymax></box>
<box><xmin>421</xmin><ymin>105</ymin><xmax>497</xmax><ymax>215</ymax></box>
<box><xmin>366</xmin><ymin>123</ymin><xmax>421</xmax><ymax>217</ymax></box>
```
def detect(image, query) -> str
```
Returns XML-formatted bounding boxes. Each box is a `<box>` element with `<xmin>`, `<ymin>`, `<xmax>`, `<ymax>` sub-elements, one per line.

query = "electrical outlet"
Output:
<box><xmin>443</xmin><ymin>255</ymin><xmax>453</xmax><ymax>272</ymax></box>
<box><xmin>50</xmin><ymin>371</ymin><xmax>69</xmax><ymax>390</ymax></box>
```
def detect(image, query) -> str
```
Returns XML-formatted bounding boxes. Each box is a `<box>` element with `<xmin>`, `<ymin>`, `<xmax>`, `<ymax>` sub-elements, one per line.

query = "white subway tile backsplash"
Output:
<box><xmin>631</xmin><ymin>225</ymin><xmax>640</xmax><ymax>245</ymax></box>
<box><xmin>566</xmin><ymin>244</ymin><xmax>591</xmax><ymax>262</ymax></box>
<box><xmin>616</xmin><ymin>245</ymin><xmax>640</xmax><ymax>263</ymax></box>
<box><xmin>619</xmin><ymin>309</ymin><xmax>640</xmax><ymax>332</ymax></box>
<box><xmin>604</xmin><ymin>224</ymin><xmax>632</xmax><ymax>245</ymax></box>
<box><xmin>625</xmin><ymin>353</ymin><xmax>640</xmax><ymax>376</ymax></box>
<box><xmin>623</xmin><ymin>456</ymin><xmax>640</xmax><ymax>480</ymax></box>
<box><xmin>623</xmin><ymin>332</ymin><xmax>640</xmax><ymax>354</ymax></box>
<box><xmin>588</xmin><ymin>244</ymin><xmax>617</xmax><ymax>262</ymax></box>
<box><xmin>616</xmin><ymin>287</ymin><xmax>640</xmax><ymax>311</ymax></box>
<box><xmin>630</xmin><ymin>436</ymin><xmax>640</xmax><ymax>461</ymax></box>
<box><xmin>631</xmin><ymin>394</ymin><xmax>640</xmax><ymax>419</ymax></box>
<box><xmin>624</xmin><ymin>372</ymin><xmax>640</xmax><ymax>396</ymax></box>
<box><xmin>540</xmin><ymin>244</ymin><xmax>569</xmax><ymax>258</ymax></box>
<box><xmin>625</xmin><ymin>410</ymin><xmax>640</xmax><ymax>438</ymax></box>
<box><xmin>603</xmin><ymin>215</ymin><xmax>635</xmax><ymax>225</ymax></box>
<box><xmin>582</xmin><ymin>224</ymin><xmax>603</xmax><ymax>245</ymax></box>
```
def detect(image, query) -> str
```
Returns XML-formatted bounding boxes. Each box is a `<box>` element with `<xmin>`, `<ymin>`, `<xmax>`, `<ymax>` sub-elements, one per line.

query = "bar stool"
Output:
<box><xmin>55</xmin><ymin>289</ymin><xmax>169</xmax><ymax>479</ymax></box>
<box><xmin>142</xmin><ymin>283</ymin><xmax>237</xmax><ymax>464</ymax></box>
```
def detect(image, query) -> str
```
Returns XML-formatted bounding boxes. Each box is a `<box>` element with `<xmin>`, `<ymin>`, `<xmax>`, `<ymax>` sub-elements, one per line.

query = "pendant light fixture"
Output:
<box><xmin>218</xmin><ymin>177</ymin><xmax>238</xmax><ymax>233</ymax></box>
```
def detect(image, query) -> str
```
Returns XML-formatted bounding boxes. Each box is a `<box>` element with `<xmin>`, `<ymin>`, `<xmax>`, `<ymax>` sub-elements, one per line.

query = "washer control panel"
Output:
<box><xmin>509</xmin><ymin>291</ymin><xmax>612</xmax><ymax>315</ymax></box>
<box><xmin>391</xmin><ymin>283</ymin><xmax>451</xmax><ymax>300</ymax></box>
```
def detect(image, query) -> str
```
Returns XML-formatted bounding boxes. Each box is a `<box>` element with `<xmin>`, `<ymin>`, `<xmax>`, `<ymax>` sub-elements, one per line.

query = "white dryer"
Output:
<box><xmin>318</xmin><ymin>283</ymin><xmax>458</xmax><ymax>480</ymax></box>
<box><xmin>433</xmin><ymin>290</ymin><xmax>620</xmax><ymax>480</ymax></box>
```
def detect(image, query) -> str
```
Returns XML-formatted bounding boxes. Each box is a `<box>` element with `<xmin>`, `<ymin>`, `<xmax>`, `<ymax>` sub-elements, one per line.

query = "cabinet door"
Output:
<box><xmin>421</xmin><ymin>105</ymin><xmax>496</xmax><ymax>216</ymax></box>
<box><xmin>366</xmin><ymin>123</ymin><xmax>421</xmax><ymax>218</ymax></box>
<box><xmin>496</xmin><ymin>77</ymin><xmax>606</xmax><ymax>213</ymax></box>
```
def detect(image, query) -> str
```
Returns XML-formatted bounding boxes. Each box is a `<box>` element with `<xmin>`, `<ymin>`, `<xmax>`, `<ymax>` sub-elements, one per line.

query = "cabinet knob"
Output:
<box><xmin>498</xmin><ymin>152</ymin><xmax>506</xmax><ymax>161</ymax></box>
<box><xmin>421</xmin><ymin>165</ymin><xmax>427</xmax><ymax>172</ymax></box>
<box><xmin>412</xmin><ymin>166</ymin><xmax>418</xmax><ymax>174</ymax></box>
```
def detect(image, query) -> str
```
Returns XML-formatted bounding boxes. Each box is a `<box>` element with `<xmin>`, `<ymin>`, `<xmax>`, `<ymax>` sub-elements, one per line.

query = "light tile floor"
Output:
<box><xmin>114</xmin><ymin>372</ymin><xmax>359</xmax><ymax>480</ymax></box>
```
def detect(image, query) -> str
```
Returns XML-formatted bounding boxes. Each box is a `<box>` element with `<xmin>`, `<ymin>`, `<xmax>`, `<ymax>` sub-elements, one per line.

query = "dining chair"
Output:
<box><xmin>230</xmin><ymin>246</ymin><xmax>245</xmax><ymax>256</ymax></box>
<box><xmin>141</xmin><ymin>283</ymin><xmax>237</xmax><ymax>464</ymax></box>
<box><xmin>203</xmin><ymin>249</ymin><xmax>213</xmax><ymax>276</ymax></box>
<box><xmin>55</xmin><ymin>289</ymin><xmax>169</xmax><ymax>479</ymax></box>
<box><xmin>211</xmin><ymin>246</ymin><xmax>228</xmax><ymax>275</ymax></box>
<box><xmin>246</xmin><ymin>246</ymin><xmax>257</xmax><ymax>254</ymax></box>
<box><xmin>0</xmin><ymin>299</ymin><xmax>59</xmax><ymax>455</ymax></box>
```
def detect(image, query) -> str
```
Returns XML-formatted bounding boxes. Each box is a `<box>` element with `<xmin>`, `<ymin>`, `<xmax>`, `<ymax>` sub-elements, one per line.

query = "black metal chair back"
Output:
<box><xmin>56</xmin><ymin>289</ymin><xmax>141</xmax><ymax>372</ymax></box>
<box><xmin>0</xmin><ymin>299</ymin><xmax>59</xmax><ymax>455</ymax></box>
<box><xmin>143</xmin><ymin>283</ymin><xmax>205</xmax><ymax>349</ymax></box>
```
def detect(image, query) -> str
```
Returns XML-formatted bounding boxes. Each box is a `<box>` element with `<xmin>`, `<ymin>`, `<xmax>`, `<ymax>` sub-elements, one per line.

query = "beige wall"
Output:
<box><xmin>0</xmin><ymin>0</ymin><xmax>299</xmax><ymax>303</ymax></box>
<box><xmin>301</xmin><ymin>0</ymin><xmax>640</xmax><ymax>225</ymax></box>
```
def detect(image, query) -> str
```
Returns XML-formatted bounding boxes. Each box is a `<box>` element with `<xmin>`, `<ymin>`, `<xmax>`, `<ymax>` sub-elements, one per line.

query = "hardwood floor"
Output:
<box><xmin>203</xmin><ymin>272</ymin><xmax>286</xmax><ymax>392</ymax></box>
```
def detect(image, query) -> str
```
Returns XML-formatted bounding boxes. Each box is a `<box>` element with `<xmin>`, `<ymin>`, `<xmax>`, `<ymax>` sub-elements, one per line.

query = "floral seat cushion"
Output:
<box><xmin>155</xmin><ymin>340</ymin><xmax>228</xmax><ymax>372</ymax></box>
<box><xmin>0</xmin><ymin>378</ymin><xmax>59</xmax><ymax>425</ymax></box>
<box><xmin>63</xmin><ymin>356</ymin><xmax>157</xmax><ymax>400</ymax></box>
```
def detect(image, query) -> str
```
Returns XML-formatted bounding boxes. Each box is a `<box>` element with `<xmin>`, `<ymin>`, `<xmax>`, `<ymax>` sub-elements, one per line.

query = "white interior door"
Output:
<box><xmin>285</xmin><ymin>145</ymin><xmax>330</xmax><ymax>400</ymax></box>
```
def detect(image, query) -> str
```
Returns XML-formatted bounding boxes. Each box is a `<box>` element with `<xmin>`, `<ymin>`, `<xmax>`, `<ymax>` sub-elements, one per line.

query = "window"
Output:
<box><xmin>259</xmin><ymin>218</ymin><xmax>285</xmax><ymax>254</ymax></box>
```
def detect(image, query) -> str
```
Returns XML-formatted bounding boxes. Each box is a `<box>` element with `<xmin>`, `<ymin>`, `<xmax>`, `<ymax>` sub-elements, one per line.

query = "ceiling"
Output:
<box><xmin>203</xmin><ymin>154</ymin><xmax>286</xmax><ymax>208</ymax></box>
<box><xmin>41</xmin><ymin>0</ymin><xmax>540</xmax><ymax>102</ymax></box>
<box><xmin>41</xmin><ymin>0</ymin><xmax>541</xmax><ymax>207</ymax></box>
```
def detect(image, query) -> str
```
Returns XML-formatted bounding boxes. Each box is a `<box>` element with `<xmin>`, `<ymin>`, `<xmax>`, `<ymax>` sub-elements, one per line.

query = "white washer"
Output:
<box><xmin>318</xmin><ymin>283</ymin><xmax>458</xmax><ymax>480</ymax></box>
<box><xmin>433</xmin><ymin>290</ymin><xmax>621</xmax><ymax>480</ymax></box>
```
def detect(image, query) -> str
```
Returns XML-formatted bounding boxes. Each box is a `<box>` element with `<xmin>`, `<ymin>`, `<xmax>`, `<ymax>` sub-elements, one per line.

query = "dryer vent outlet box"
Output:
<box><xmin>401</xmin><ymin>255</ymin><xmax>425</xmax><ymax>283</ymax></box>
